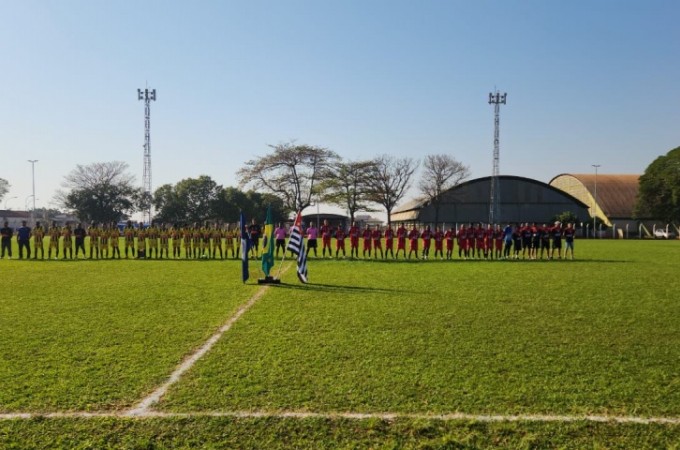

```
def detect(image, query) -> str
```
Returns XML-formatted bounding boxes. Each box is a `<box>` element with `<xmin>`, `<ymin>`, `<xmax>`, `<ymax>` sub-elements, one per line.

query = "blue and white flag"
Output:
<box><xmin>286</xmin><ymin>211</ymin><xmax>308</xmax><ymax>283</ymax></box>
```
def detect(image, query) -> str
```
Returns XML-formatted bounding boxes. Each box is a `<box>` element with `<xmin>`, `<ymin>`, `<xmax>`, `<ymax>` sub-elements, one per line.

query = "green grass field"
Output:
<box><xmin>1</xmin><ymin>240</ymin><xmax>679</xmax><ymax>448</ymax></box>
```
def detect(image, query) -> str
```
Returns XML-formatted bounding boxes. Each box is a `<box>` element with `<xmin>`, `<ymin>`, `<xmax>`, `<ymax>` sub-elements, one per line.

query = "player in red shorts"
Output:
<box><xmin>396</xmin><ymin>223</ymin><xmax>407</xmax><ymax>259</ymax></box>
<box><xmin>384</xmin><ymin>224</ymin><xmax>395</xmax><ymax>259</ymax></box>
<box><xmin>433</xmin><ymin>226</ymin><xmax>444</xmax><ymax>260</ymax></box>
<box><xmin>335</xmin><ymin>224</ymin><xmax>346</xmax><ymax>258</ymax></box>
<box><xmin>493</xmin><ymin>224</ymin><xmax>503</xmax><ymax>259</ymax></box>
<box><xmin>320</xmin><ymin>219</ymin><xmax>332</xmax><ymax>258</ymax></box>
<box><xmin>444</xmin><ymin>227</ymin><xmax>454</xmax><ymax>260</ymax></box>
<box><xmin>474</xmin><ymin>224</ymin><xmax>485</xmax><ymax>259</ymax></box>
<box><xmin>456</xmin><ymin>225</ymin><xmax>466</xmax><ymax>259</ymax></box>
<box><xmin>408</xmin><ymin>224</ymin><xmax>419</xmax><ymax>259</ymax></box>
<box><xmin>349</xmin><ymin>221</ymin><xmax>360</xmax><ymax>259</ymax></box>
<box><xmin>362</xmin><ymin>224</ymin><xmax>372</xmax><ymax>258</ymax></box>
<box><xmin>421</xmin><ymin>225</ymin><xmax>433</xmax><ymax>259</ymax></box>
<box><xmin>465</xmin><ymin>224</ymin><xmax>475</xmax><ymax>259</ymax></box>
<box><xmin>372</xmin><ymin>226</ymin><xmax>383</xmax><ymax>259</ymax></box>
<box><xmin>484</xmin><ymin>224</ymin><xmax>494</xmax><ymax>259</ymax></box>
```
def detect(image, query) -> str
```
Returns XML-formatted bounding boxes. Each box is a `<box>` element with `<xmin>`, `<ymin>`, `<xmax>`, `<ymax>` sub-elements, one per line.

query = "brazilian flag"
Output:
<box><xmin>261</xmin><ymin>205</ymin><xmax>275</xmax><ymax>277</ymax></box>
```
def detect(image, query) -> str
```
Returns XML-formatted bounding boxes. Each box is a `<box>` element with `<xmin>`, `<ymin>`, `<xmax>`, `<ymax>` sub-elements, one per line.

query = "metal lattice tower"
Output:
<box><xmin>138</xmin><ymin>87</ymin><xmax>156</xmax><ymax>224</ymax></box>
<box><xmin>488</xmin><ymin>90</ymin><xmax>507</xmax><ymax>225</ymax></box>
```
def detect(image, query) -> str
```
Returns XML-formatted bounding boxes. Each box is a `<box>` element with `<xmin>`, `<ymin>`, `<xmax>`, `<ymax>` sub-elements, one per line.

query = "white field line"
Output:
<box><xmin>1</xmin><ymin>410</ymin><xmax>680</xmax><ymax>425</ymax></box>
<box><xmin>126</xmin><ymin>280</ymin><xmax>273</xmax><ymax>416</ymax></box>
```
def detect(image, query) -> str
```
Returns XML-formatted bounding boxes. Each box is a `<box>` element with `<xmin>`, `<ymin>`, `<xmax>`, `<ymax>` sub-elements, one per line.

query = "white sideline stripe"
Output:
<box><xmin>127</xmin><ymin>281</ymin><xmax>273</xmax><ymax>416</ymax></box>
<box><xmin>1</xmin><ymin>410</ymin><xmax>680</xmax><ymax>424</ymax></box>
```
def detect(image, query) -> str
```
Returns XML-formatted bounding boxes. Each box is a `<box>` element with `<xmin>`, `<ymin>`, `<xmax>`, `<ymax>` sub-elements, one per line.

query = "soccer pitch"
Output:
<box><xmin>1</xmin><ymin>240</ymin><xmax>679</xmax><ymax>448</ymax></box>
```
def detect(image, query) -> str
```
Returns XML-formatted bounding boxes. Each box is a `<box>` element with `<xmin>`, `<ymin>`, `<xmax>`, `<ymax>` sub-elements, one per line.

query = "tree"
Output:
<box><xmin>59</xmin><ymin>161</ymin><xmax>140</xmax><ymax>223</ymax></box>
<box><xmin>214</xmin><ymin>187</ymin><xmax>286</xmax><ymax>225</ymax></box>
<box><xmin>418</xmin><ymin>154</ymin><xmax>470</xmax><ymax>226</ymax></box>
<box><xmin>366</xmin><ymin>155</ymin><xmax>418</xmax><ymax>227</ymax></box>
<box><xmin>0</xmin><ymin>178</ymin><xmax>9</xmax><ymax>203</ymax></box>
<box><xmin>153</xmin><ymin>176</ymin><xmax>223</xmax><ymax>224</ymax></box>
<box><xmin>237</xmin><ymin>141</ymin><xmax>339</xmax><ymax>213</ymax></box>
<box><xmin>635</xmin><ymin>146</ymin><xmax>680</xmax><ymax>223</ymax></box>
<box><xmin>319</xmin><ymin>160</ymin><xmax>376</xmax><ymax>223</ymax></box>
<box><xmin>551</xmin><ymin>210</ymin><xmax>580</xmax><ymax>226</ymax></box>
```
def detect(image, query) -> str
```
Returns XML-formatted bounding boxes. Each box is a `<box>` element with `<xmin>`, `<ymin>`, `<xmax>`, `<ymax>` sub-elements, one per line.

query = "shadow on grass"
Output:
<box><xmin>302</xmin><ymin>257</ymin><xmax>633</xmax><ymax>264</ymax></box>
<box><xmin>271</xmin><ymin>281</ymin><xmax>414</xmax><ymax>294</ymax></box>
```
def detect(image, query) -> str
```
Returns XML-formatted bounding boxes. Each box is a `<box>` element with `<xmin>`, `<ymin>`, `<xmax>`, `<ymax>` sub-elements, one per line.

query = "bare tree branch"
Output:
<box><xmin>418</xmin><ymin>154</ymin><xmax>470</xmax><ymax>225</ymax></box>
<box><xmin>366</xmin><ymin>155</ymin><xmax>418</xmax><ymax>226</ymax></box>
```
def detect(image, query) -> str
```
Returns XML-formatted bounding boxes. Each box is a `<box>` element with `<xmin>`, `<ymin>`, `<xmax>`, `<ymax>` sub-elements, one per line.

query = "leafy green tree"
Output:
<box><xmin>237</xmin><ymin>141</ymin><xmax>339</xmax><ymax>212</ymax></box>
<box><xmin>214</xmin><ymin>187</ymin><xmax>286</xmax><ymax>224</ymax></box>
<box><xmin>153</xmin><ymin>176</ymin><xmax>222</xmax><ymax>224</ymax></box>
<box><xmin>59</xmin><ymin>161</ymin><xmax>140</xmax><ymax>223</ymax></box>
<box><xmin>635</xmin><ymin>146</ymin><xmax>680</xmax><ymax>222</ymax></box>
<box><xmin>551</xmin><ymin>211</ymin><xmax>580</xmax><ymax>226</ymax></box>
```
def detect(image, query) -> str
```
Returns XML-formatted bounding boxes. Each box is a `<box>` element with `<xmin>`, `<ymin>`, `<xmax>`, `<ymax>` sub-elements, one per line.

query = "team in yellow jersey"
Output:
<box><xmin>32</xmin><ymin>221</ymin><xmax>45</xmax><ymax>259</ymax></box>
<box><xmin>12</xmin><ymin>220</ymin><xmax>245</xmax><ymax>260</ymax></box>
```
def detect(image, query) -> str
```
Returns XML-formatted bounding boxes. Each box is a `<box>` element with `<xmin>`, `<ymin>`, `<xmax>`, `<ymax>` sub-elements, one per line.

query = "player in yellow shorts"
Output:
<box><xmin>110</xmin><ymin>222</ymin><xmax>121</xmax><ymax>259</ymax></box>
<box><xmin>88</xmin><ymin>222</ymin><xmax>100</xmax><ymax>259</ymax></box>
<box><xmin>171</xmin><ymin>224</ymin><xmax>182</xmax><ymax>259</ymax></box>
<box><xmin>136</xmin><ymin>225</ymin><xmax>147</xmax><ymax>259</ymax></box>
<box><xmin>124</xmin><ymin>221</ymin><xmax>136</xmax><ymax>258</ymax></box>
<box><xmin>182</xmin><ymin>225</ymin><xmax>192</xmax><ymax>259</ymax></box>
<box><xmin>147</xmin><ymin>222</ymin><xmax>159</xmax><ymax>259</ymax></box>
<box><xmin>211</xmin><ymin>223</ymin><xmax>223</xmax><ymax>259</ymax></box>
<box><xmin>224</xmin><ymin>224</ymin><xmax>236</xmax><ymax>259</ymax></box>
<box><xmin>159</xmin><ymin>224</ymin><xmax>170</xmax><ymax>259</ymax></box>
<box><xmin>191</xmin><ymin>223</ymin><xmax>202</xmax><ymax>259</ymax></box>
<box><xmin>62</xmin><ymin>223</ymin><xmax>73</xmax><ymax>259</ymax></box>
<box><xmin>48</xmin><ymin>221</ymin><xmax>61</xmax><ymax>259</ymax></box>
<box><xmin>99</xmin><ymin>223</ymin><xmax>110</xmax><ymax>259</ymax></box>
<box><xmin>32</xmin><ymin>221</ymin><xmax>45</xmax><ymax>259</ymax></box>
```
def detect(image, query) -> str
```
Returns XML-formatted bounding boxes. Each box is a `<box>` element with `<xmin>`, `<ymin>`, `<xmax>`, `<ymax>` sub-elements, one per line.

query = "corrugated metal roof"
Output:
<box><xmin>549</xmin><ymin>174</ymin><xmax>639</xmax><ymax>224</ymax></box>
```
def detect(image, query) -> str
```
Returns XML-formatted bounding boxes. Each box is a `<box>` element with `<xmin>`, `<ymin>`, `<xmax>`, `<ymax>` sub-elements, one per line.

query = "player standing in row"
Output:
<box><xmin>306</xmin><ymin>221</ymin><xmax>318</xmax><ymax>257</ymax></box>
<box><xmin>421</xmin><ymin>225</ymin><xmax>432</xmax><ymax>259</ymax></box>
<box><xmin>88</xmin><ymin>222</ymin><xmax>100</xmax><ymax>259</ymax></box>
<box><xmin>395</xmin><ymin>224</ymin><xmax>407</xmax><ymax>259</ymax></box>
<box><xmin>335</xmin><ymin>224</ymin><xmax>346</xmax><ymax>258</ymax></box>
<box><xmin>408</xmin><ymin>224</ymin><xmax>419</xmax><ymax>259</ymax></box>
<box><xmin>16</xmin><ymin>221</ymin><xmax>31</xmax><ymax>259</ymax></box>
<box><xmin>384</xmin><ymin>224</ymin><xmax>395</xmax><ymax>259</ymax></box>
<box><xmin>362</xmin><ymin>224</ymin><xmax>372</xmax><ymax>258</ymax></box>
<box><xmin>349</xmin><ymin>221</ymin><xmax>360</xmax><ymax>258</ymax></box>
<box><xmin>433</xmin><ymin>226</ymin><xmax>444</xmax><ymax>260</ymax></box>
<box><xmin>61</xmin><ymin>224</ymin><xmax>73</xmax><ymax>259</ymax></box>
<box><xmin>372</xmin><ymin>225</ymin><xmax>383</xmax><ymax>259</ymax></box>
<box><xmin>320</xmin><ymin>219</ymin><xmax>332</xmax><ymax>258</ymax></box>
<box><xmin>274</xmin><ymin>223</ymin><xmax>287</xmax><ymax>258</ymax></box>
<box><xmin>444</xmin><ymin>227</ymin><xmax>454</xmax><ymax>260</ymax></box>
<box><xmin>47</xmin><ymin>221</ymin><xmax>60</xmax><ymax>259</ymax></box>
<box><xmin>31</xmin><ymin>221</ymin><xmax>45</xmax><ymax>259</ymax></box>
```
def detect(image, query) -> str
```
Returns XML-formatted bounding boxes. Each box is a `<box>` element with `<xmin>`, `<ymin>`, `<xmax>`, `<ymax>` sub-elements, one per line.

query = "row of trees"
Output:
<box><xmin>50</xmin><ymin>142</ymin><xmax>470</xmax><ymax>226</ymax></box>
<box><xmin>7</xmin><ymin>143</ymin><xmax>675</xmax><ymax>226</ymax></box>
<box><xmin>237</xmin><ymin>141</ymin><xmax>470</xmax><ymax>226</ymax></box>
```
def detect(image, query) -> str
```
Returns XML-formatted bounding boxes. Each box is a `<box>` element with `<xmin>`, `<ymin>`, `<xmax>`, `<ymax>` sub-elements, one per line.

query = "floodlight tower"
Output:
<box><xmin>138</xmin><ymin>87</ymin><xmax>156</xmax><ymax>224</ymax></box>
<box><xmin>488</xmin><ymin>90</ymin><xmax>507</xmax><ymax>225</ymax></box>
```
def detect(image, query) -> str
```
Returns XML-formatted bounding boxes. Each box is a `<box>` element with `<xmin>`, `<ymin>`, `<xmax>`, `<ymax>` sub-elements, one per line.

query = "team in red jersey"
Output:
<box><xmin>396</xmin><ymin>224</ymin><xmax>407</xmax><ymax>259</ymax></box>
<box><xmin>383</xmin><ymin>225</ymin><xmax>395</xmax><ymax>259</ymax></box>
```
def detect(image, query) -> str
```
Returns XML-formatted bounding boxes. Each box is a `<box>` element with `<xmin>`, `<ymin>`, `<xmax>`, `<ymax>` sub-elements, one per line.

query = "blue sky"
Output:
<box><xmin>1</xmin><ymin>1</ymin><xmax>679</xmax><ymax>215</ymax></box>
